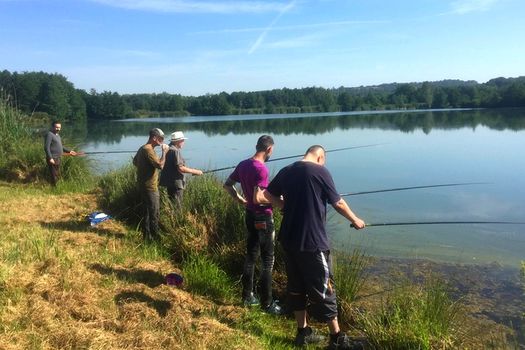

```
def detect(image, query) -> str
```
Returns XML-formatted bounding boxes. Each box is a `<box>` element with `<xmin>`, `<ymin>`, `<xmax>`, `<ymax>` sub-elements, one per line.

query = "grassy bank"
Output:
<box><xmin>1</xmin><ymin>101</ymin><xmax>521</xmax><ymax>349</ymax></box>
<box><xmin>98</xmin><ymin>166</ymin><xmax>521</xmax><ymax>349</ymax></box>
<box><xmin>0</xmin><ymin>183</ymin><xmax>299</xmax><ymax>349</ymax></box>
<box><xmin>2</xmin><ymin>180</ymin><xmax>520</xmax><ymax>349</ymax></box>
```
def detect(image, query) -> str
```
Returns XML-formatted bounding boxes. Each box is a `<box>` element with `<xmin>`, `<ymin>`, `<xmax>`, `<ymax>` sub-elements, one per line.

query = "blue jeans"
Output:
<box><xmin>242</xmin><ymin>210</ymin><xmax>275</xmax><ymax>307</ymax></box>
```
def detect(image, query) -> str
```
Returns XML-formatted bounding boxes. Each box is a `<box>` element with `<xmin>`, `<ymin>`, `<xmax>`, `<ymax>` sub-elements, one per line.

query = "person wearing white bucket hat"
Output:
<box><xmin>160</xmin><ymin>131</ymin><xmax>203</xmax><ymax>205</ymax></box>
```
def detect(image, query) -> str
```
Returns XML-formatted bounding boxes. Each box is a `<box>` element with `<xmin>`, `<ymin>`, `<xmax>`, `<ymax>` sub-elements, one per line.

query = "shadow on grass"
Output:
<box><xmin>39</xmin><ymin>220</ymin><xmax>126</xmax><ymax>238</ymax></box>
<box><xmin>115</xmin><ymin>290</ymin><xmax>171</xmax><ymax>317</ymax></box>
<box><xmin>90</xmin><ymin>263</ymin><xmax>166</xmax><ymax>288</ymax></box>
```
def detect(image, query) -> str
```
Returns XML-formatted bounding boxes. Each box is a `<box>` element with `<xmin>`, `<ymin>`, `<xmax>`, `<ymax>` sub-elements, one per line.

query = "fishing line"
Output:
<box><xmin>204</xmin><ymin>143</ymin><xmax>387</xmax><ymax>174</ymax></box>
<box><xmin>340</xmin><ymin>182</ymin><xmax>490</xmax><ymax>197</ymax></box>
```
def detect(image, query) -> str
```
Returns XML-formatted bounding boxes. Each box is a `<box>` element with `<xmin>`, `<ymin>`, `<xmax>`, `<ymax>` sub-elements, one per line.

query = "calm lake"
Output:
<box><xmin>76</xmin><ymin>108</ymin><xmax>525</xmax><ymax>268</ymax></box>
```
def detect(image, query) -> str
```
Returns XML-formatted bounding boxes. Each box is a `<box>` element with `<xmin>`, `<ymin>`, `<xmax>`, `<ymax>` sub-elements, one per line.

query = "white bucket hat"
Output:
<box><xmin>170</xmin><ymin>131</ymin><xmax>188</xmax><ymax>142</ymax></box>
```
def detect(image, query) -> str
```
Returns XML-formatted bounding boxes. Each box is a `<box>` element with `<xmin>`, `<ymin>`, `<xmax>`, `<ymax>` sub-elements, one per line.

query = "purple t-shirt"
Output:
<box><xmin>229</xmin><ymin>158</ymin><xmax>272</xmax><ymax>215</ymax></box>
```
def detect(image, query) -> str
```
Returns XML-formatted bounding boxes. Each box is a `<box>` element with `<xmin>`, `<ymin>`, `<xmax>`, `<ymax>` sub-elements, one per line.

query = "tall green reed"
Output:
<box><xmin>98</xmin><ymin>167</ymin><xmax>247</xmax><ymax>264</ymax></box>
<box><xmin>0</xmin><ymin>96</ymin><xmax>92</xmax><ymax>188</ymax></box>
<box><xmin>182</xmin><ymin>253</ymin><xmax>236</xmax><ymax>303</ymax></box>
<box><xmin>358</xmin><ymin>276</ymin><xmax>463</xmax><ymax>349</ymax></box>
<box><xmin>333</xmin><ymin>249</ymin><xmax>370</xmax><ymax>326</ymax></box>
<box><xmin>0</xmin><ymin>97</ymin><xmax>46</xmax><ymax>181</ymax></box>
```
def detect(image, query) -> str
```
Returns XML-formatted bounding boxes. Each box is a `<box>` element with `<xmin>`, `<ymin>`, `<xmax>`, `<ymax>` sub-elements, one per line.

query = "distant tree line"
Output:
<box><xmin>1</xmin><ymin>70</ymin><xmax>525</xmax><ymax>121</ymax></box>
<box><xmin>0</xmin><ymin>70</ymin><xmax>86</xmax><ymax>120</ymax></box>
<box><xmin>85</xmin><ymin>109</ymin><xmax>525</xmax><ymax>145</ymax></box>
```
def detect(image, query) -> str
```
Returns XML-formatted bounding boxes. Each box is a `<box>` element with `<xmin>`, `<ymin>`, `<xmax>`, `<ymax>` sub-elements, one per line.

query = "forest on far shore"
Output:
<box><xmin>1</xmin><ymin>69</ymin><xmax>524</xmax><ymax>121</ymax></box>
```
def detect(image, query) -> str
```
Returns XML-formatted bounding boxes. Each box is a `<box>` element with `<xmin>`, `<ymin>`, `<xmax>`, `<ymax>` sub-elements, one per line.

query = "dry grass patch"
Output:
<box><xmin>0</xmin><ymin>183</ymin><xmax>264</xmax><ymax>350</ymax></box>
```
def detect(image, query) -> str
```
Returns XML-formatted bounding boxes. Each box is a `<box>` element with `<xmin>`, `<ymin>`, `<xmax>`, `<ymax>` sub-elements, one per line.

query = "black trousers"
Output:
<box><xmin>242</xmin><ymin>210</ymin><xmax>275</xmax><ymax>307</ymax></box>
<box><xmin>47</xmin><ymin>158</ymin><xmax>61</xmax><ymax>186</ymax></box>
<box><xmin>284</xmin><ymin>249</ymin><xmax>338</xmax><ymax>322</ymax></box>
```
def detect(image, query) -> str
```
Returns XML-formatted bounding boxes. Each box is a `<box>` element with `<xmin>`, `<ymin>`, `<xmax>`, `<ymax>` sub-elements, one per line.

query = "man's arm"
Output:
<box><xmin>332</xmin><ymin>198</ymin><xmax>365</xmax><ymax>229</ymax></box>
<box><xmin>223</xmin><ymin>177</ymin><xmax>247</xmax><ymax>206</ymax></box>
<box><xmin>147</xmin><ymin>144</ymin><xmax>168</xmax><ymax>169</ymax></box>
<box><xmin>158</xmin><ymin>144</ymin><xmax>168</xmax><ymax>168</ymax></box>
<box><xmin>253</xmin><ymin>186</ymin><xmax>284</xmax><ymax>209</ymax></box>
<box><xmin>44</xmin><ymin>132</ymin><xmax>53</xmax><ymax>160</ymax></box>
<box><xmin>179</xmin><ymin>165</ymin><xmax>203</xmax><ymax>176</ymax></box>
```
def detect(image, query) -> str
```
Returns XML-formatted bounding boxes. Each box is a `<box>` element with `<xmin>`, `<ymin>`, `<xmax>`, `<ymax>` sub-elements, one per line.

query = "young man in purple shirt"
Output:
<box><xmin>223</xmin><ymin>135</ymin><xmax>281</xmax><ymax>315</ymax></box>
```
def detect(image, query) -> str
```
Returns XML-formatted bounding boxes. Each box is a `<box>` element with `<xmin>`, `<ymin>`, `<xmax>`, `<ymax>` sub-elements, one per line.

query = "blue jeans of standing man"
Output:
<box><xmin>242</xmin><ymin>210</ymin><xmax>275</xmax><ymax>308</ymax></box>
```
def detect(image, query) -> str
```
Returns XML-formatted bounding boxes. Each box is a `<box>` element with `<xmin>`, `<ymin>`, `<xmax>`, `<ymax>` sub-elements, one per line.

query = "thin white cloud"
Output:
<box><xmin>89</xmin><ymin>0</ymin><xmax>289</xmax><ymax>14</ymax></box>
<box><xmin>264</xmin><ymin>33</ymin><xmax>320</xmax><ymax>49</ymax></box>
<box><xmin>248</xmin><ymin>0</ymin><xmax>296</xmax><ymax>54</ymax></box>
<box><xmin>450</xmin><ymin>0</ymin><xmax>499</xmax><ymax>14</ymax></box>
<box><xmin>192</xmin><ymin>19</ymin><xmax>389</xmax><ymax>35</ymax></box>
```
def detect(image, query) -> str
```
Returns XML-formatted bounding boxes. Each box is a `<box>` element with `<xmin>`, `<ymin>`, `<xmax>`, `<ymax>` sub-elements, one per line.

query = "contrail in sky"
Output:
<box><xmin>248</xmin><ymin>0</ymin><xmax>296</xmax><ymax>54</ymax></box>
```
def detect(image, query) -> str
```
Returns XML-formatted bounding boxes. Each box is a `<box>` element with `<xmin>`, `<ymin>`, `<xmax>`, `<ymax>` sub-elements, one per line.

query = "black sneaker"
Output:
<box><xmin>262</xmin><ymin>300</ymin><xmax>282</xmax><ymax>315</ymax></box>
<box><xmin>327</xmin><ymin>333</ymin><xmax>363</xmax><ymax>350</ymax></box>
<box><xmin>243</xmin><ymin>293</ymin><xmax>260</xmax><ymax>307</ymax></box>
<box><xmin>294</xmin><ymin>326</ymin><xmax>325</xmax><ymax>347</ymax></box>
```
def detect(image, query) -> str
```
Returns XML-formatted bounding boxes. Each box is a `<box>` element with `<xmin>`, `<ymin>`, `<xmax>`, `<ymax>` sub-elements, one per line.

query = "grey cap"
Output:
<box><xmin>149</xmin><ymin>128</ymin><xmax>165</xmax><ymax>138</ymax></box>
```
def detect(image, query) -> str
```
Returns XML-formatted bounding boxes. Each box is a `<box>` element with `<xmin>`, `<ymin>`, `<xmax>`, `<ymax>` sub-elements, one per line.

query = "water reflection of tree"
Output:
<box><xmin>84</xmin><ymin>109</ymin><xmax>525</xmax><ymax>143</ymax></box>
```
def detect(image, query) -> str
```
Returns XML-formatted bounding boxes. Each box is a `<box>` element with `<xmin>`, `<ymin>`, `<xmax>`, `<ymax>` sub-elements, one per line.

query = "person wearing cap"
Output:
<box><xmin>159</xmin><ymin>131</ymin><xmax>203</xmax><ymax>205</ymax></box>
<box><xmin>254</xmin><ymin>145</ymin><xmax>365</xmax><ymax>349</ymax></box>
<box><xmin>133</xmin><ymin>128</ymin><xmax>169</xmax><ymax>241</ymax></box>
<box><xmin>223</xmin><ymin>135</ymin><xmax>281</xmax><ymax>315</ymax></box>
<box><xmin>44</xmin><ymin>120</ymin><xmax>77</xmax><ymax>186</ymax></box>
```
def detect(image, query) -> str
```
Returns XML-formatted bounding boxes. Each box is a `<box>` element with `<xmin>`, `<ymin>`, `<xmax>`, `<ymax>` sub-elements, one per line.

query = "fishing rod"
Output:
<box><xmin>363</xmin><ymin>221</ymin><xmax>525</xmax><ymax>227</ymax></box>
<box><xmin>204</xmin><ymin>143</ymin><xmax>387</xmax><ymax>174</ymax></box>
<box><xmin>340</xmin><ymin>182</ymin><xmax>490</xmax><ymax>197</ymax></box>
<box><xmin>82</xmin><ymin>150</ymin><xmax>137</xmax><ymax>155</ymax></box>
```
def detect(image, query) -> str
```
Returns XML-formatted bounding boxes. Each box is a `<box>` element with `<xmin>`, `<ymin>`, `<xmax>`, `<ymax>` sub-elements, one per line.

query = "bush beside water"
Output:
<box><xmin>0</xmin><ymin>97</ymin><xmax>93</xmax><ymax>190</ymax></box>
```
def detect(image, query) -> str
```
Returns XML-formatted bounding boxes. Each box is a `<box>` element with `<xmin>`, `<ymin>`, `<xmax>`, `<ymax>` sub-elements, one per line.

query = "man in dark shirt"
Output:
<box><xmin>257</xmin><ymin>145</ymin><xmax>365</xmax><ymax>349</ymax></box>
<box><xmin>43</xmin><ymin>120</ymin><xmax>77</xmax><ymax>186</ymax></box>
<box><xmin>223</xmin><ymin>135</ymin><xmax>281</xmax><ymax>315</ymax></box>
<box><xmin>133</xmin><ymin>128</ymin><xmax>168</xmax><ymax>242</ymax></box>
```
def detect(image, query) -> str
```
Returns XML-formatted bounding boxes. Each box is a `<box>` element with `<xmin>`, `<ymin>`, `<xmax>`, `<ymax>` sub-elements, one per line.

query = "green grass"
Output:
<box><xmin>333</xmin><ymin>249</ymin><xmax>370</xmax><ymax>326</ymax></box>
<box><xmin>227</xmin><ymin>309</ymin><xmax>297</xmax><ymax>349</ymax></box>
<box><xmin>357</xmin><ymin>276</ymin><xmax>463</xmax><ymax>349</ymax></box>
<box><xmin>182</xmin><ymin>253</ymin><xmax>237</xmax><ymax>303</ymax></box>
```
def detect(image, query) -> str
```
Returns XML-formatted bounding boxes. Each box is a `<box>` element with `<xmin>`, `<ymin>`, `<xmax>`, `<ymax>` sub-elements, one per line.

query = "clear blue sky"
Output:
<box><xmin>1</xmin><ymin>0</ymin><xmax>524</xmax><ymax>96</ymax></box>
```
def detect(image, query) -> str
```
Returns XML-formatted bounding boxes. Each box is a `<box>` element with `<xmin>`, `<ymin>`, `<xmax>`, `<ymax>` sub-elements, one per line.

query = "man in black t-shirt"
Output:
<box><xmin>257</xmin><ymin>145</ymin><xmax>365</xmax><ymax>350</ymax></box>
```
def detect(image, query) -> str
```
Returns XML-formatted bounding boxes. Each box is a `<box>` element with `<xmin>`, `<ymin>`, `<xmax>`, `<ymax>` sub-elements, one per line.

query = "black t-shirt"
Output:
<box><xmin>267</xmin><ymin>161</ymin><xmax>341</xmax><ymax>252</ymax></box>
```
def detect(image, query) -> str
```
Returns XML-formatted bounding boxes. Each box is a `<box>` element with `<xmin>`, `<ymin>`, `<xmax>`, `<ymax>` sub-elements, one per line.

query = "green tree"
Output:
<box><xmin>38</xmin><ymin>74</ymin><xmax>71</xmax><ymax>118</ymax></box>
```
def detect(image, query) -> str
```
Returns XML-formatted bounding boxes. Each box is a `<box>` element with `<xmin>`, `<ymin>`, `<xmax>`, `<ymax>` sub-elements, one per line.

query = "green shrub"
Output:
<box><xmin>0</xmin><ymin>97</ymin><xmax>92</xmax><ymax>188</ymax></box>
<box><xmin>0</xmin><ymin>97</ymin><xmax>47</xmax><ymax>182</ymax></box>
<box><xmin>97</xmin><ymin>164</ymin><xmax>142</xmax><ymax>222</ymax></box>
